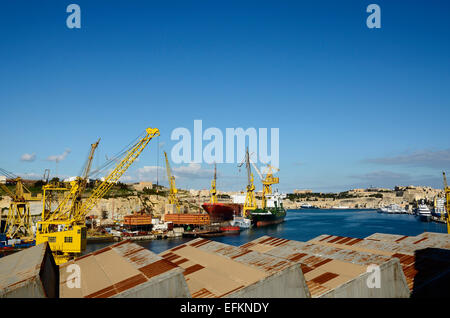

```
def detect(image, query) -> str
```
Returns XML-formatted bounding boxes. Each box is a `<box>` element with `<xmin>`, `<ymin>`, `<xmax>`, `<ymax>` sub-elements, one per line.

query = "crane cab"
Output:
<box><xmin>36</xmin><ymin>220</ymin><xmax>87</xmax><ymax>265</ymax></box>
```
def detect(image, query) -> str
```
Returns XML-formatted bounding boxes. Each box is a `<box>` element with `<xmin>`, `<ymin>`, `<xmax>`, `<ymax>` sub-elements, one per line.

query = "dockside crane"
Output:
<box><xmin>210</xmin><ymin>163</ymin><xmax>217</xmax><ymax>204</ymax></box>
<box><xmin>40</xmin><ymin>138</ymin><xmax>101</xmax><ymax>224</ymax></box>
<box><xmin>238</xmin><ymin>148</ymin><xmax>257</xmax><ymax>217</ymax></box>
<box><xmin>0</xmin><ymin>169</ymin><xmax>41</xmax><ymax>240</ymax></box>
<box><xmin>250</xmin><ymin>160</ymin><xmax>279</xmax><ymax>209</ymax></box>
<box><xmin>164</xmin><ymin>151</ymin><xmax>180</xmax><ymax>211</ymax></box>
<box><xmin>36</xmin><ymin>128</ymin><xmax>160</xmax><ymax>265</ymax></box>
<box><xmin>442</xmin><ymin>172</ymin><xmax>450</xmax><ymax>234</ymax></box>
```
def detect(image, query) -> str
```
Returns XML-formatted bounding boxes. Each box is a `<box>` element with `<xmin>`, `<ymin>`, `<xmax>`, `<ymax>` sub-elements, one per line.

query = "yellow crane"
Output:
<box><xmin>164</xmin><ymin>151</ymin><xmax>180</xmax><ymax>211</ymax></box>
<box><xmin>36</xmin><ymin>127</ymin><xmax>160</xmax><ymax>265</ymax></box>
<box><xmin>442</xmin><ymin>172</ymin><xmax>450</xmax><ymax>234</ymax></box>
<box><xmin>40</xmin><ymin>139</ymin><xmax>101</xmax><ymax>224</ymax></box>
<box><xmin>238</xmin><ymin>148</ymin><xmax>257</xmax><ymax>217</ymax></box>
<box><xmin>210</xmin><ymin>163</ymin><xmax>217</xmax><ymax>204</ymax></box>
<box><xmin>0</xmin><ymin>169</ymin><xmax>41</xmax><ymax>240</ymax></box>
<box><xmin>250</xmin><ymin>161</ymin><xmax>279</xmax><ymax>209</ymax></box>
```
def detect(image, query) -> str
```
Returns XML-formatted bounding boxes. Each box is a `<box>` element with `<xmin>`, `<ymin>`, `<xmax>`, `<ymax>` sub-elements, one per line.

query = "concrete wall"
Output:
<box><xmin>319</xmin><ymin>259</ymin><xmax>410</xmax><ymax>298</ymax></box>
<box><xmin>0</xmin><ymin>279</ymin><xmax>47</xmax><ymax>298</ymax></box>
<box><xmin>228</xmin><ymin>264</ymin><xmax>311</xmax><ymax>298</ymax></box>
<box><xmin>39</xmin><ymin>244</ymin><xmax>59</xmax><ymax>298</ymax></box>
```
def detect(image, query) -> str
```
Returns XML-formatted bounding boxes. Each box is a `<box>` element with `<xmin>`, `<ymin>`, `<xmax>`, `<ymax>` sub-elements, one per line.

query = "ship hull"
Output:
<box><xmin>249</xmin><ymin>208</ymin><xmax>286</xmax><ymax>227</ymax></box>
<box><xmin>202</xmin><ymin>203</ymin><xmax>242</xmax><ymax>223</ymax></box>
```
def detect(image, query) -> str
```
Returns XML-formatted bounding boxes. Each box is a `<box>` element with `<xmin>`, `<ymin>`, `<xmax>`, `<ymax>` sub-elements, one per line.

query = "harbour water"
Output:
<box><xmin>85</xmin><ymin>208</ymin><xmax>448</xmax><ymax>254</ymax></box>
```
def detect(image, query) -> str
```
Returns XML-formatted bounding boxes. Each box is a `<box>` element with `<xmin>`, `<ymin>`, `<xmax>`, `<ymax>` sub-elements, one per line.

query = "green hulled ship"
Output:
<box><xmin>249</xmin><ymin>192</ymin><xmax>287</xmax><ymax>227</ymax></box>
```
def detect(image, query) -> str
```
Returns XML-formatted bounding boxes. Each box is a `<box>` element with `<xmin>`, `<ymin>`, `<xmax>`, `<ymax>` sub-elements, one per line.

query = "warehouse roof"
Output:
<box><xmin>59</xmin><ymin>240</ymin><xmax>189</xmax><ymax>298</ymax></box>
<box><xmin>240</xmin><ymin>236</ymin><xmax>408</xmax><ymax>297</ymax></box>
<box><xmin>0</xmin><ymin>242</ymin><xmax>58</xmax><ymax>298</ymax></box>
<box><xmin>308</xmin><ymin>232</ymin><xmax>450</xmax><ymax>295</ymax></box>
<box><xmin>159</xmin><ymin>238</ymin><xmax>309</xmax><ymax>298</ymax></box>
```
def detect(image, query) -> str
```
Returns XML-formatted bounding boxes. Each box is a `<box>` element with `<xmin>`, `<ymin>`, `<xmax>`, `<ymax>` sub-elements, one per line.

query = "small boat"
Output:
<box><xmin>331</xmin><ymin>206</ymin><xmax>350</xmax><ymax>209</ymax></box>
<box><xmin>219</xmin><ymin>226</ymin><xmax>240</xmax><ymax>234</ymax></box>
<box><xmin>378</xmin><ymin>204</ymin><xmax>407</xmax><ymax>214</ymax></box>
<box><xmin>416</xmin><ymin>204</ymin><xmax>432</xmax><ymax>222</ymax></box>
<box><xmin>198</xmin><ymin>231</ymin><xmax>226</xmax><ymax>238</ymax></box>
<box><xmin>230</xmin><ymin>216</ymin><xmax>251</xmax><ymax>229</ymax></box>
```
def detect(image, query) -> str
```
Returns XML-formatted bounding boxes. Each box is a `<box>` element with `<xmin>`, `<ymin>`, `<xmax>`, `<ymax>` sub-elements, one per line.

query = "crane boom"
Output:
<box><xmin>250</xmin><ymin>161</ymin><xmax>263</xmax><ymax>181</ymax></box>
<box><xmin>0</xmin><ymin>182</ymin><xmax>16</xmax><ymax>199</ymax></box>
<box><xmin>238</xmin><ymin>147</ymin><xmax>257</xmax><ymax>216</ymax></box>
<box><xmin>164</xmin><ymin>151</ymin><xmax>180</xmax><ymax>209</ymax></box>
<box><xmin>444</xmin><ymin>171</ymin><xmax>448</xmax><ymax>189</ymax></box>
<box><xmin>210</xmin><ymin>162</ymin><xmax>217</xmax><ymax>204</ymax></box>
<box><xmin>77</xmin><ymin>128</ymin><xmax>159</xmax><ymax>222</ymax></box>
<box><xmin>82</xmin><ymin>138</ymin><xmax>101</xmax><ymax>180</ymax></box>
<box><xmin>36</xmin><ymin>127</ymin><xmax>160</xmax><ymax>265</ymax></box>
<box><xmin>43</xmin><ymin>138</ymin><xmax>100</xmax><ymax>223</ymax></box>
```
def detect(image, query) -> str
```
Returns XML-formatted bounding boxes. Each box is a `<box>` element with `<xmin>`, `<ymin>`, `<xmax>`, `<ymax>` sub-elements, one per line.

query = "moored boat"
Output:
<box><xmin>249</xmin><ymin>192</ymin><xmax>286</xmax><ymax>227</ymax></box>
<box><xmin>230</xmin><ymin>216</ymin><xmax>251</xmax><ymax>229</ymax></box>
<box><xmin>378</xmin><ymin>204</ymin><xmax>407</xmax><ymax>214</ymax></box>
<box><xmin>416</xmin><ymin>204</ymin><xmax>432</xmax><ymax>222</ymax></box>
<box><xmin>219</xmin><ymin>226</ymin><xmax>240</xmax><ymax>234</ymax></box>
<box><xmin>201</xmin><ymin>203</ymin><xmax>242</xmax><ymax>223</ymax></box>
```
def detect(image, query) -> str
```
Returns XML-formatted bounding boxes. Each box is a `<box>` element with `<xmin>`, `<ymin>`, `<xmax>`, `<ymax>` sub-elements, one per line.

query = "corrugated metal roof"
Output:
<box><xmin>159</xmin><ymin>238</ymin><xmax>303</xmax><ymax>298</ymax></box>
<box><xmin>60</xmin><ymin>240</ymin><xmax>184</xmax><ymax>298</ymax></box>
<box><xmin>241</xmin><ymin>236</ymin><xmax>398</xmax><ymax>297</ymax></box>
<box><xmin>0</xmin><ymin>242</ymin><xmax>55</xmax><ymax>297</ymax></box>
<box><xmin>308</xmin><ymin>232</ymin><xmax>450</xmax><ymax>293</ymax></box>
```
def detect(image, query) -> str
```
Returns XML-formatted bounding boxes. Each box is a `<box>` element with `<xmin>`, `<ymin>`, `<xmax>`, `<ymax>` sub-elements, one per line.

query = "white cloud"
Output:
<box><xmin>172</xmin><ymin>163</ymin><xmax>213</xmax><ymax>179</ymax></box>
<box><xmin>136</xmin><ymin>163</ymin><xmax>214</xmax><ymax>183</ymax></box>
<box><xmin>362</xmin><ymin>149</ymin><xmax>450</xmax><ymax>169</ymax></box>
<box><xmin>119</xmin><ymin>175</ymin><xmax>135</xmax><ymax>183</ymax></box>
<box><xmin>20</xmin><ymin>153</ymin><xmax>36</xmax><ymax>162</ymax></box>
<box><xmin>346</xmin><ymin>170</ymin><xmax>441</xmax><ymax>190</ymax></box>
<box><xmin>17</xmin><ymin>172</ymin><xmax>42</xmax><ymax>180</ymax></box>
<box><xmin>47</xmin><ymin>149</ymin><xmax>71</xmax><ymax>162</ymax></box>
<box><xmin>349</xmin><ymin>170</ymin><xmax>411</xmax><ymax>182</ymax></box>
<box><xmin>136</xmin><ymin>166</ymin><xmax>166</xmax><ymax>183</ymax></box>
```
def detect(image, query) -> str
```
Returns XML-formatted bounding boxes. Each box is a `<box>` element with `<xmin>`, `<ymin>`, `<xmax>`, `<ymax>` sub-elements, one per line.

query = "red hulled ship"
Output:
<box><xmin>201</xmin><ymin>203</ymin><xmax>242</xmax><ymax>223</ymax></box>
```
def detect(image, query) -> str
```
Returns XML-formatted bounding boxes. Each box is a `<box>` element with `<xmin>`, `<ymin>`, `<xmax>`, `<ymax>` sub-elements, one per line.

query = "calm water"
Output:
<box><xmin>85</xmin><ymin>209</ymin><xmax>448</xmax><ymax>254</ymax></box>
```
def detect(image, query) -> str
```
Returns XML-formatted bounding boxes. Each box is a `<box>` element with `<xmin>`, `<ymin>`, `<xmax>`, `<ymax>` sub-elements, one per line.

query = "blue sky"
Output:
<box><xmin>1</xmin><ymin>0</ymin><xmax>450</xmax><ymax>192</ymax></box>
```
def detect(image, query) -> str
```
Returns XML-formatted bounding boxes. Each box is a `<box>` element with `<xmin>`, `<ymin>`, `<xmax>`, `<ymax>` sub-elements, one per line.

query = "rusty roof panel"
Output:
<box><xmin>60</xmin><ymin>240</ymin><xmax>187</xmax><ymax>298</ymax></box>
<box><xmin>139</xmin><ymin>259</ymin><xmax>178</xmax><ymax>279</ymax></box>
<box><xmin>184</xmin><ymin>264</ymin><xmax>205</xmax><ymax>276</ymax></box>
<box><xmin>305</xmin><ymin>232</ymin><xmax>450</xmax><ymax>295</ymax></box>
<box><xmin>257</xmin><ymin>237</ymin><xmax>391</xmax><ymax>266</ymax></box>
<box><xmin>311</xmin><ymin>272</ymin><xmax>339</xmax><ymax>285</ymax></box>
<box><xmin>182</xmin><ymin>238</ymin><xmax>297</xmax><ymax>274</ymax></box>
<box><xmin>241</xmin><ymin>235</ymin><xmax>412</xmax><ymax>297</ymax></box>
<box><xmin>160</xmin><ymin>237</ymin><xmax>307</xmax><ymax>298</ymax></box>
<box><xmin>192</xmin><ymin>288</ymin><xmax>217</xmax><ymax>298</ymax></box>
